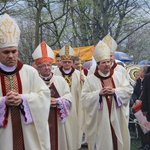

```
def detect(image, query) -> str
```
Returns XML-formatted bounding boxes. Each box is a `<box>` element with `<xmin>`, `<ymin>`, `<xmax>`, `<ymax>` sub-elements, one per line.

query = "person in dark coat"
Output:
<box><xmin>132</xmin><ymin>65</ymin><xmax>150</xmax><ymax>149</ymax></box>
<box><xmin>141</xmin><ymin>66</ymin><xmax>150</xmax><ymax>121</ymax></box>
<box><xmin>138</xmin><ymin>66</ymin><xmax>150</xmax><ymax>150</ymax></box>
<box><xmin>132</xmin><ymin>66</ymin><xmax>149</xmax><ymax>103</ymax></box>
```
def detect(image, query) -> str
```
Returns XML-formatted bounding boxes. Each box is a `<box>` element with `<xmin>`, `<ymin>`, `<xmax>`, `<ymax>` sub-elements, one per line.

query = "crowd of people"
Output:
<box><xmin>0</xmin><ymin>13</ymin><xmax>150</xmax><ymax>150</ymax></box>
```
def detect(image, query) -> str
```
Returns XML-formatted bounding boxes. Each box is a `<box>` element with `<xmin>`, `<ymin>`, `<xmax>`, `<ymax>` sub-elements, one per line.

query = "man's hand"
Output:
<box><xmin>100</xmin><ymin>88</ymin><xmax>108</xmax><ymax>95</ymax></box>
<box><xmin>104</xmin><ymin>87</ymin><xmax>115</xmax><ymax>95</ymax></box>
<box><xmin>6</xmin><ymin>91</ymin><xmax>22</xmax><ymax>106</ymax></box>
<box><xmin>100</xmin><ymin>87</ymin><xmax>115</xmax><ymax>95</ymax></box>
<box><xmin>51</xmin><ymin>97</ymin><xmax>58</xmax><ymax>107</ymax></box>
<box><xmin>80</xmin><ymin>74</ymin><xmax>84</xmax><ymax>82</ymax></box>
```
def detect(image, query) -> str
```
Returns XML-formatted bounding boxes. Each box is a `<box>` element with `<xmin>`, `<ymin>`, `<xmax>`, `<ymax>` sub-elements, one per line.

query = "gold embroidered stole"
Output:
<box><xmin>59</xmin><ymin>66</ymin><xmax>75</xmax><ymax>89</ymax></box>
<box><xmin>4</xmin><ymin>74</ymin><xmax>25</xmax><ymax>150</ymax></box>
<box><xmin>64</xmin><ymin>75</ymin><xmax>72</xmax><ymax>89</ymax></box>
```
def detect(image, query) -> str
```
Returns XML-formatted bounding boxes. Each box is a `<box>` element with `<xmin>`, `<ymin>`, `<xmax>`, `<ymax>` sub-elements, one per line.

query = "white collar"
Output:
<box><xmin>98</xmin><ymin>70</ymin><xmax>110</xmax><ymax>77</ymax></box>
<box><xmin>62</xmin><ymin>68</ymin><xmax>72</xmax><ymax>74</ymax></box>
<box><xmin>0</xmin><ymin>63</ymin><xmax>16</xmax><ymax>72</ymax></box>
<box><xmin>39</xmin><ymin>73</ymin><xmax>53</xmax><ymax>80</ymax></box>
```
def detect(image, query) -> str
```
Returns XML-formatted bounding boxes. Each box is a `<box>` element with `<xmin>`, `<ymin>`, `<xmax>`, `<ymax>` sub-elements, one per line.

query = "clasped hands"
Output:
<box><xmin>5</xmin><ymin>90</ymin><xmax>22</xmax><ymax>106</ymax></box>
<box><xmin>100</xmin><ymin>87</ymin><xmax>115</xmax><ymax>96</ymax></box>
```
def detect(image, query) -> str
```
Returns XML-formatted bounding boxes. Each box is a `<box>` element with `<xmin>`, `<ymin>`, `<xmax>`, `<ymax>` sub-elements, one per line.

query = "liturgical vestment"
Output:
<box><xmin>54</xmin><ymin>67</ymin><xmax>84</xmax><ymax>149</ymax></box>
<box><xmin>48</xmin><ymin>74</ymin><xmax>78</xmax><ymax>150</ymax></box>
<box><xmin>81</xmin><ymin>70</ymin><xmax>133</xmax><ymax>150</ymax></box>
<box><xmin>0</xmin><ymin>63</ymin><xmax>50</xmax><ymax>150</ymax></box>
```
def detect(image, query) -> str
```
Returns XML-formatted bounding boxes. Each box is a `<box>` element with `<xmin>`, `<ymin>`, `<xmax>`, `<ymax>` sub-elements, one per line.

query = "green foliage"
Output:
<box><xmin>1</xmin><ymin>0</ymin><xmax>150</xmax><ymax>64</ymax></box>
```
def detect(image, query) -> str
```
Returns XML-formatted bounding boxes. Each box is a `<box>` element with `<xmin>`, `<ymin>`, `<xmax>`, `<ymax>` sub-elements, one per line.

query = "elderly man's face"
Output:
<box><xmin>61</xmin><ymin>60</ymin><xmax>73</xmax><ymax>70</ymax></box>
<box><xmin>0</xmin><ymin>46</ymin><xmax>18</xmax><ymax>67</ymax></box>
<box><xmin>37</xmin><ymin>62</ymin><xmax>52</xmax><ymax>77</ymax></box>
<box><xmin>98</xmin><ymin>59</ymin><xmax>111</xmax><ymax>74</ymax></box>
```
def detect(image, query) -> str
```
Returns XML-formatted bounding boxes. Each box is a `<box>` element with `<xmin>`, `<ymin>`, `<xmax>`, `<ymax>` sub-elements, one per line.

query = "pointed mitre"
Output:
<box><xmin>59</xmin><ymin>44</ymin><xmax>75</xmax><ymax>60</ymax></box>
<box><xmin>93</xmin><ymin>40</ymin><xmax>110</xmax><ymax>62</ymax></box>
<box><xmin>102</xmin><ymin>34</ymin><xmax>117</xmax><ymax>53</ymax></box>
<box><xmin>32</xmin><ymin>41</ymin><xmax>54</xmax><ymax>65</ymax></box>
<box><xmin>0</xmin><ymin>13</ymin><xmax>20</xmax><ymax>48</ymax></box>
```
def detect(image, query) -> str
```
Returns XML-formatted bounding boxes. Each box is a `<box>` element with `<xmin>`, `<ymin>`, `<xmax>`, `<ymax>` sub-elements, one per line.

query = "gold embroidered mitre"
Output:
<box><xmin>0</xmin><ymin>13</ymin><xmax>20</xmax><ymax>48</ymax></box>
<box><xmin>32</xmin><ymin>41</ymin><xmax>54</xmax><ymax>65</ymax></box>
<box><xmin>102</xmin><ymin>34</ymin><xmax>117</xmax><ymax>53</ymax></box>
<box><xmin>59</xmin><ymin>44</ymin><xmax>75</xmax><ymax>60</ymax></box>
<box><xmin>93</xmin><ymin>40</ymin><xmax>110</xmax><ymax>62</ymax></box>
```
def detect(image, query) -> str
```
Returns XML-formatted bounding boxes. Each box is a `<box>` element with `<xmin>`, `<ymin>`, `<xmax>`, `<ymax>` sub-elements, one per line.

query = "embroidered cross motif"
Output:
<box><xmin>0</xmin><ymin>14</ymin><xmax>20</xmax><ymax>45</ymax></box>
<box><xmin>99</xmin><ymin>42</ymin><xmax>106</xmax><ymax>50</ymax></box>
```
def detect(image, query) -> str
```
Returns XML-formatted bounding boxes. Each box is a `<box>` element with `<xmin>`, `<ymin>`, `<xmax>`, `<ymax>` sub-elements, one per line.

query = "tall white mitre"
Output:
<box><xmin>32</xmin><ymin>41</ymin><xmax>54</xmax><ymax>65</ymax></box>
<box><xmin>0</xmin><ymin>13</ymin><xmax>20</xmax><ymax>48</ymax></box>
<box><xmin>93</xmin><ymin>40</ymin><xmax>110</xmax><ymax>62</ymax></box>
<box><xmin>59</xmin><ymin>44</ymin><xmax>76</xmax><ymax>60</ymax></box>
<box><xmin>102</xmin><ymin>34</ymin><xmax>117</xmax><ymax>54</ymax></box>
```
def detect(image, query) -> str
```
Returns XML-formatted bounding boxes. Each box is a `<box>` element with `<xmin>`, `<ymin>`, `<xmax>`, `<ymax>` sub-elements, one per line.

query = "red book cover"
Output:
<box><xmin>49</xmin><ymin>82</ymin><xmax>60</xmax><ymax>98</ymax></box>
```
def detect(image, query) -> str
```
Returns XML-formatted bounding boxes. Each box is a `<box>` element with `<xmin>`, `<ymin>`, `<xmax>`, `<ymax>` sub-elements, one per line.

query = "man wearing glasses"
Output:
<box><xmin>32</xmin><ymin>41</ymin><xmax>77</xmax><ymax>150</ymax></box>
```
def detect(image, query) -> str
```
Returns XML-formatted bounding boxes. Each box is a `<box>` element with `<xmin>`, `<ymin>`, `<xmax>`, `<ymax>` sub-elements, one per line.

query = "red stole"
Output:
<box><xmin>111</xmin><ymin>61</ymin><xmax>117</xmax><ymax>70</ymax></box>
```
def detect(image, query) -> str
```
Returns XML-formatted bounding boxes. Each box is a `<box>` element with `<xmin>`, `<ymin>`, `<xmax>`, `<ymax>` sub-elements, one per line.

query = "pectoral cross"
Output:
<box><xmin>107</xmin><ymin>95</ymin><xmax>111</xmax><ymax>99</ymax></box>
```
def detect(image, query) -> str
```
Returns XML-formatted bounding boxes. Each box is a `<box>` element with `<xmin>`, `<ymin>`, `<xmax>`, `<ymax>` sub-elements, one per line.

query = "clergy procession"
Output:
<box><xmin>0</xmin><ymin>13</ymin><xmax>150</xmax><ymax>150</ymax></box>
